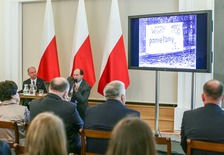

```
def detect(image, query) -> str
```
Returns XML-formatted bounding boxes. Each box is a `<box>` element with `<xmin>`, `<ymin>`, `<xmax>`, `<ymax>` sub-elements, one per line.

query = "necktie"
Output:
<box><xmin>33</xmin><ymin>81</ymin><xmax>35</xmax><ymax>86</ymax></box>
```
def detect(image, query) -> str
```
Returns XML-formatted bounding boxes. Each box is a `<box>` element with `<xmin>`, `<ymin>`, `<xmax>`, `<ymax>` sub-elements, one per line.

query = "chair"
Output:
<box><xmin>24</xmin><ymin>122</ymin><xmax>30</xmax><ymax>133</ymax></box>
<box><xmin>155</xmin><ymin>136</ymin><xmax>171</xmax><ymax>155</ymax></box>
<box><xmin>0</xmin><ymin>121</ymin><xmax>19</xmax><ymax>148</ymax></box>
<box><xmin>187</xmin><ymin>139</ymin><xmax>224</xmax><ymax>155</ymax></box>
<box><xmin>13</xmin><ymin>143</ymin><xmax>26</xmax><ymax>155</ymax></box>
<box><xmin>80</xmin><ymin>129</ymin><xmax>111</xmax><ymax>155</ymax></box>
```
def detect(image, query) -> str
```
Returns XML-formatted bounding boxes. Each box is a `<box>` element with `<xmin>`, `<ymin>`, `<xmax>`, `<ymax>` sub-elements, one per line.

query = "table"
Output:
<box><xmin>19</xmin><ymin>93</ymin><xmax>46</xmax><ymax>99</ymax></box>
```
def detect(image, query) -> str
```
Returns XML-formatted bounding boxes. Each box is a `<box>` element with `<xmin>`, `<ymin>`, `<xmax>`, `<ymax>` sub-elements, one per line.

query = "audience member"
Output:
<box><xmin>25</xmin><ymin>112</ymin><xmax>67</xmax><ymax>155</ymax></box>
<box><xmin>180</xmin><ymin>79</ymin><xmax>224</xmax><ymax>155</ymax></box>
<box><xmin>106</xmin><ymin>117</ymin><xmax>156</xmax><ymax>155</ymax></box>
<box><xmin>67</xmin><ymin>68</ymin><xmax>91</xmax><ymax>120</ymax></box>
<box><xmin>84</xmin><ymin>80</ymin><xmax>140</xmax><ymax>154</ymax></box>
<box><xmin>29</xmin><ymin>77</ymin><xmax>83</xmax><ymax>154</ymax></box>
<box><xmin>19</xmin><ymin>67</ymin><xmax>47</xmax><ymax>107</ymax></box>
<box><xmin>0</xmin><ymin>80</ymin><xmax>30</xmax><ymax>144</ymax></box>
<box><xmin>0</xmin><ymin>140</ymin><xmax>11</xmax><ymax>155</ymax></box>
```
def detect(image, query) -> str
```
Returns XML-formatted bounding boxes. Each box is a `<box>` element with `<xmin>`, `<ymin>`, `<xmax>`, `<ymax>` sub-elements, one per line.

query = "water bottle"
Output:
<box><xmin>23</xmin><ymin>84</ymin><xmax>29</xmax><ymax>95</ymax></box>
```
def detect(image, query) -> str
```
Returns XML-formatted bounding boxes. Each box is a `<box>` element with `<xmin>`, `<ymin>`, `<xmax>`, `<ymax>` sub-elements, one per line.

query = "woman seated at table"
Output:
<box><xmin>0</xmin><ymin>80</ymin><xmax>30</xmax><ymax>144</ymax></box>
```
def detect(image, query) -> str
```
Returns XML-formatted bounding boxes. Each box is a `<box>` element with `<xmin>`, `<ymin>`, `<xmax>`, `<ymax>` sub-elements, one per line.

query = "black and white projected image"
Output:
<box><xmin>139</xmin><ymin>15</ymin><xmax>197</xmax><ymax>69</ymax></box>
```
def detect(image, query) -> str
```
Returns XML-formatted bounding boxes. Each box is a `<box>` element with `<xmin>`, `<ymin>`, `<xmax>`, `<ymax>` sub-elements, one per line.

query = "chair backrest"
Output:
<box><xmin>155</xmin><ymin>137</ymin><xmax>171</xmax><ymax>155</ymax></box>
<box><xmin>0</xmin><ymin>121</ymin><xmax>19</xmax><ymax>146</ymax></box>
<box><xmin>13</xmin><ymin>143</ymin><xmax>26</xmax><ymax>155</ymax></box>
<box><xmin>24</xmin><ymin>122</ymin><xmax>30</xmax><ymax>134</ymax></box>
<box><xmin>80</xmin><ymin>129</ymin><xmax>111</xmax><ymax>155</ymax></box>
<box><xmin>187</xmin><ymin>139</ymin><xmax>224</xmax><ymax>155</ymax></box>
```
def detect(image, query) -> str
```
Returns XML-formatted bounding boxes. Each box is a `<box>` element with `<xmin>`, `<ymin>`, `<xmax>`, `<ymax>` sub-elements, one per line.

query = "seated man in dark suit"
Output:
<box><xmin>29</xmin><ymin>77</ymin><xmax>83</xmax><ymax>154</ymax></box>
<box><xmin>19</xmin><ymin>66</ymin><xmax>47</xmax><ymax>106</ymax></box>
<box><xmin>84</xmin><ymin>80</ymin><xmax>140</xmax><ymax>154</ymax></box>
<box><xmin>67</xmin><ymin>68</ymin><xmax>91</xmax><ymax>120</ymax></box>
<box><xmin>181</xmin><ymin>79</ymin><xmax>224</xmax><ymax>155</ymax></box>
<box><xmin>21</xmin><ymin>66</ymin><xmax>47</xmax><ymax>93</ymax></box>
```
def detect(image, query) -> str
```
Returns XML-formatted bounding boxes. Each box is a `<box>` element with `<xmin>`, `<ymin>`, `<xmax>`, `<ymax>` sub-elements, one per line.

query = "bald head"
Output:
<box><xmin>202</xmin><ymin>79</ymin><xmax>224</xmax><ymax>104</ymax></box>
<box><xmin>27</xmin><ymin>66</ymin><xmax>37</xmax><ymax>80</ymax></box>
<box><xmin>49</xmin><ymin>77</ymin><xmax>69</xmax><ymax>93</ymax></box>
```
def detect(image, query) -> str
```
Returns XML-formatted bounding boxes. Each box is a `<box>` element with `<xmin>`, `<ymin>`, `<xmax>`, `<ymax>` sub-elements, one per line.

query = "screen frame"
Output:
<box><xmin>128</xmin><ymin>10</ymin><xmax>213</xmax><ymax>73</ymax></box>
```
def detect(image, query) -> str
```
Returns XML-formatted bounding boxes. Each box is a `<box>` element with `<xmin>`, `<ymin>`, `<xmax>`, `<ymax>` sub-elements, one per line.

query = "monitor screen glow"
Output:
<box><xmin>128</xmin><ymin>10</ymin><xmax>213</xmax><ymax>73</ymax></box>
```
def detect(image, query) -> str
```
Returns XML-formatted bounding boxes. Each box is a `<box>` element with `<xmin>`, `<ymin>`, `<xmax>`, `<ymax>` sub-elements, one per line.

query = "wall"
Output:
<box><xmin>174</xmin><ymin>0</ymin><xmax>214</xmax><ymax>130</ymax></box>
<box><xmin>21</xmin><ymin>0</ymin><xmax>179</xmax><ymax>104</ymax></box>
<box><xmin>214</xmin><ymin>0</ymin><xmax>224</xmax><ymax>85</ymax></box>
<box><xmin>0</xmin><ymin>1</ymin><xmax>5</xmax><ymax>78</ymax></box>
<box><xmin>0</xmin><ymin>0</ymin><xmax>22</xmax><ymax>83</ymax></box>
<box><xmin>0</xmin><ymin>0</ymin><xmax>215</xmax><ymax>131</ymax></box>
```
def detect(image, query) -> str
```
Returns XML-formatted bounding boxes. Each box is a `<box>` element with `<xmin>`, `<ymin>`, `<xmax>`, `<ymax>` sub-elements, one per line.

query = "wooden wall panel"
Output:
<box><xmin>88</xmin><ymin>101</ymin><xmax>175</xmax><ymax>131</ymax></box>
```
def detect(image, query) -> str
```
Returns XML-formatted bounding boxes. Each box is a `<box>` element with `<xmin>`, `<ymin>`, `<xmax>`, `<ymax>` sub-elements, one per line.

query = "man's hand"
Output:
<box><xmin>73</xmin><ymin>83</ymin><xmax>79</xmax><ymax>92</ymax></box>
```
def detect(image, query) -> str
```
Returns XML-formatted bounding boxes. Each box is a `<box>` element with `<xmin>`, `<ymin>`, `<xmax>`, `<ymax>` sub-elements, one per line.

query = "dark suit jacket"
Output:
<box><xmin>67</xmin><ymin>77</ymin><xmax>91</xmax><ymax>120</ymax></box>
<box><xmin>29</xmin><ymin>93</ymin><xmax>84</xmax><ymax>154</ymax></box>
<box><xmin>21</xmin><ymin>77</ymin><xmax>47</xmax><ymax>93</ymax></box>
<box><xmin>84</xmin><ymin>99</ymin><xmax>140</xmax><ymax>154</ymax></box>
<box><xmin>19</xmin><ymin>78</ymin><xmax>47</xmax><ymax>107</ymax></box>
<box><xmin>181</xmin><ymin>104</ymin><xmax>224</xmax><ymax>155</ymax></box>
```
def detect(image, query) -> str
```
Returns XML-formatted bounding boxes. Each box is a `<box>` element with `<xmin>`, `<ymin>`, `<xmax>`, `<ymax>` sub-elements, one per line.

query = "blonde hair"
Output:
<box><xmin>25</xmin><ymin>112</ymin><xmax>67</xmax><ymax>155</ymax></box>
<box><xmin>106</xmin><ymin>117</ymin><xmax>157</xmax><ymax>155</ymax></box>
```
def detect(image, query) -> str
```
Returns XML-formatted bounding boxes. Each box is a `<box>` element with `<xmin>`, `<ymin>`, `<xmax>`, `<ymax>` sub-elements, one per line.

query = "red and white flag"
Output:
<box><xmin>70</xmin><ymin>0</ymin><xmax>96</xmax><ymax>87</ymax></box>
<box><xmin>97</xmin><ymin>0</ymin><xmax>130</xmax><ymax>95</ymax></box>
<box><xmin>37</xmin><ymin>0</ymin><xmax>60</xmax><ymax>82</ymax></box>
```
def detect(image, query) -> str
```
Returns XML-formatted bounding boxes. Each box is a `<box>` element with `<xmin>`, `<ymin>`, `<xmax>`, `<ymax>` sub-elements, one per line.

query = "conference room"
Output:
<box><xmin>1</xmin><ymin>0</ymin><xmax>224</xmax><ymax>154</ymax></box>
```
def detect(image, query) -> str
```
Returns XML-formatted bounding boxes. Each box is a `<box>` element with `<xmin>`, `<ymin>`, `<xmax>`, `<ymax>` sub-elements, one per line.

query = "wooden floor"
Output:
<box><xmin>88</xmin><ymin>100</ymin><xmax>176</xmax><ymax>132</ymax></box>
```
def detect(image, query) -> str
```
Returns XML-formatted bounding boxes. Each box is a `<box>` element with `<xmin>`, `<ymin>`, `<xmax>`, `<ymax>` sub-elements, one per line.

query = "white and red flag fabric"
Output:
<box><xmin>97</xmin><ymin>0</ymin><xmax>130</xmax><ymax>95</ymax></box>
<box><xmin>37</xmin><ymin>0</ymin><xmax>60</xmax><ymax>82</ymax></box>
<box><xmin>70</xmin><ymin>0</ymin><xmax>96</xmax><ymax>87</ymax></box>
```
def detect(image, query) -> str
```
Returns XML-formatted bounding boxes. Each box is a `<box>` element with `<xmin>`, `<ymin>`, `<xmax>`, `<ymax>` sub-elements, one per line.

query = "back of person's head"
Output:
<box><xmin>0</xmin><ymin>140</ymin><xmax>11</xmax><ymax>155</ymax></box>
<box><xmin>25</xmin><ymin>112</ymin><xmax>67</xmax><ymax>155</ymax></box>
<box><xmin>49</xmin><ymin>77</ymin><xmax>69</xmax><ymax>93</ymax></box>
<box><xmin>203</xmin><ymin>79</ymin><xmax>224</xmax><ymax>102</ymax></box>
<box><xmin>106</xmin><ymin>117</ymin><xmax>156</xmax><ymax>155</ymax></box>
<box><xmin>103</xmin><ymin>80</ymin><xmax>125</xmax><ymax>99</ymax></box>
<box><xmin>0</xmin><ymin>80</ymin><xmax>18</xmax><ymax>102</ymax></box>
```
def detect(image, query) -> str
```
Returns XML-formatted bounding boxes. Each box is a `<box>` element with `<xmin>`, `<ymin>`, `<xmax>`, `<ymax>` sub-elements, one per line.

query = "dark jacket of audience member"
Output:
<box><xmin>181</xmin><ymin>79</ymin><xmax>224</xmax><ymax>155</ymax></box>
<box><xmin>84</xmin><ymin>80</ymin><xmax>140</xmax><ymax>154</ymax></box>
<box><xmin>29</xmin><ymin>77</ymin><xmax>83</xmax><ymax>154</ymax></box>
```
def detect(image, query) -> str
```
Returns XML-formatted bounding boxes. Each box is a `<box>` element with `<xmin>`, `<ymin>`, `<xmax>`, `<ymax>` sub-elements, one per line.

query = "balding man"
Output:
<box><xmin>20</xmin><ymin>67</ymin><xmax>47</xmax><ymax>107</ymax></box>
<box><xmin>21</xmin><ymin>66</ymin><xmax>47</xmax><ymax>93</ymax></box>
<box><xmin>180</xmin><ymin>79</ymin><xmax>224</xmax><ymax>155</ymax></box>
<box><xmin>67</xmin><ymin>68</ymin><xmax>91</xmax><ymax>120</ymax></box>
<box><xmin>29</xmin><ymin>77</ymin><xmax>83</xmax><ymax>154</ymax></box>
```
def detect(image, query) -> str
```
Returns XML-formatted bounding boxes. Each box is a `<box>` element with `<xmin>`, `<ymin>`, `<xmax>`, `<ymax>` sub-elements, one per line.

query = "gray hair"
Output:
<box><xmin>103</xmin><ymin>80</ymin><xmax>125</xmax><ymax>99</ymax></box>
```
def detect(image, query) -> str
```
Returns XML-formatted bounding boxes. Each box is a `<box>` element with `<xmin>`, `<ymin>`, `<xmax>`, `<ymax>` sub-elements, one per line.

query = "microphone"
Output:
<box><xmin>74</xmin><ymin>79</ymin><xmax>78</xmax><ymax>83</ymax></box>
<box><xmin>73</xmin><ymin>79</ymin><xmax>78</xmax><ymax>93</ymax></box>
